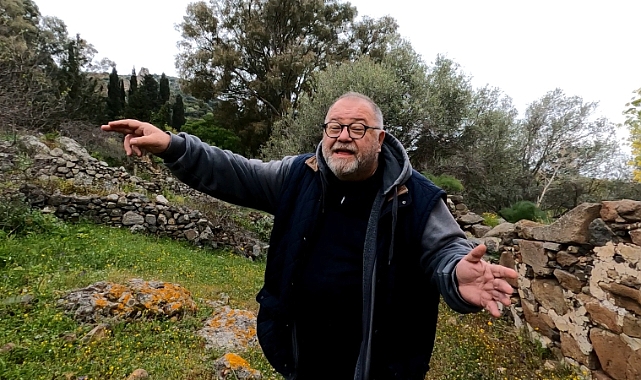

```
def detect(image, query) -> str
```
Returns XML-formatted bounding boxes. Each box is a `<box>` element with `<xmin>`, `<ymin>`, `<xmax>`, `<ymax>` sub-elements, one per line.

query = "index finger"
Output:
<box><xmin>490</xmin><ymin>264</ymin><xmax>518</xmax><ymax>279</ymax></box>
<box><xmin>100</xmin><ymin>119</ymin><xmax>144</xmax><ymax>133</ymax></box>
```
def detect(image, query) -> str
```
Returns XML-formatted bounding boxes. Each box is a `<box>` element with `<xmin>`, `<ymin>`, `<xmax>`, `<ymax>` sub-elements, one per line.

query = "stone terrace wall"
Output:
<box><xmin>1</xmin><ymin>136</ymin><xmax>267</xmax><ymax>258</ymax></box>
<box><xmin>480</xmin><ymin>201</ymin><xmax>641</xmax><ymax>380</ymax></box>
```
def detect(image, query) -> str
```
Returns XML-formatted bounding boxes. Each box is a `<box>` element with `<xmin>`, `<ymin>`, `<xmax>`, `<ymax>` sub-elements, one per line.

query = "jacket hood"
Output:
<box><xmin>314</xmin><ymin>132</ymin><xmax>413</xmax><ymax>195</ymax></box>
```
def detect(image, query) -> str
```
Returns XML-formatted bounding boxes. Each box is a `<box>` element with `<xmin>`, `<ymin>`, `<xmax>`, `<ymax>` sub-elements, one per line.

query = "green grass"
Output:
<box><xmin>0</xmin><ymin>221</ymin><xmax>582</xmax><ymax>380</ymax></box>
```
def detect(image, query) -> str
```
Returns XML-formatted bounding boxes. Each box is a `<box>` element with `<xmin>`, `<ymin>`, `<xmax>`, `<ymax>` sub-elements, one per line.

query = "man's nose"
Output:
<box><xmin>337</xmin><ymin>126</ymin><xmax>352</xmax><ymax>141</ymax></box>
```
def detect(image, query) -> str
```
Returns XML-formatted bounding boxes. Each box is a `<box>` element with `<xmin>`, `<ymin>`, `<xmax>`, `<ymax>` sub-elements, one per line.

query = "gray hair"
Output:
<box><xmin>326</xmin><ymin>92</ymin><xmax>384</xmax><ymax>128</ymax></box>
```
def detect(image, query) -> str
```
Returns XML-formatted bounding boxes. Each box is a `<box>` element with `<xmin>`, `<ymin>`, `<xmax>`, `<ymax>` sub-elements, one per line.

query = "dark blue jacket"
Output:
<box><xmin>161</xmin><ymin>132</ymin><xmax>479</xmax><ymax>380</ymax></box>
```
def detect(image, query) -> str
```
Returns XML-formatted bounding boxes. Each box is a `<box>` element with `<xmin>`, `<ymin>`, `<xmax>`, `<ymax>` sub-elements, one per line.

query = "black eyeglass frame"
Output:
<box><xmin>321</xmin><ymin>122</ymin><xmax>383</xmax><ymax>139</ymax></box>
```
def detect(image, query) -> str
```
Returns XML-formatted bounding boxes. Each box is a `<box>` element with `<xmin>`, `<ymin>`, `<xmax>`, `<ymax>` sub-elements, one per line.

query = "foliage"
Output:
<box><xmin>159</xmin><ymin>72</ymin><xmax>170</xmax><ymax>104</ymax></box>
<box><xmin>499</xmin><ymin>201</ymin><xmax>547</xmax><ymax>223</ymax></box>
<box><xmin>481</xmin><ymin>212</ymin><xmax>502</xmax><ymax>228</ymax></box>
<box><xmin>0</xmin><ymin>196</ymin><xmax>61</xmax><ymax>237</ymax></box>
<box><xmin>176</xmin><ymin>0</ymin><xmax>405</xmax><ymax>156</ymax></box>
<box><xmin>625</xmin><ymin>87</ymin><xmax>641</xmax><ymax>181</ymax></box>
<box><xmin>181</xmin><ymin>114</ymin><xmax>242</xmax><ymax>152</ymax></box>
<box><xmin>171</xmin><ymin>94</ymin><xmax>186</xmax><ymax>131</ymax></box>
<box><xmin>106</xmin><ymin>66</ymin><xmax>123</xmax><ymax>120</ymax></box>
<box><xmin>423</xmin><ymin>172</ymin><xmax>464</xmax><ymax>194</ymax></box>
<box><xmin>261</xmin><ymin>45</ymin><xmax>429</xmax><ymax>159</ymax></box>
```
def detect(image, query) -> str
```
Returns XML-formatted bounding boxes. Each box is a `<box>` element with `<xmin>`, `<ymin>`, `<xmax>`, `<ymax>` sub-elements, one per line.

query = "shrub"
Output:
<box><xmin>499</xmin><ymin>201</ymin><xmax>546</xmax><ymax>223</ymax></box>
<box><xmin>0</xmin><ymin>196</ymin><xmax>62</xmax><ymax>236</ymax></box>
<box><xmin>423</xmin><ymin>172</ymin><xmax>464</xmax><ymax>194</ymax></box>
<box><xmin>482</xmin><ymin>212</ymin><xmax>501</xmax><ymax>228</ymax></box>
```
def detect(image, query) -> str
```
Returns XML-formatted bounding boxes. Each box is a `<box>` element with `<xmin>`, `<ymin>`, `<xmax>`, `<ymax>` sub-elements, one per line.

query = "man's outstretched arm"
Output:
<box><xmin>101</xmin><ymin>119</ymin><xmax>296</xmax><ymax>214</ymax></box>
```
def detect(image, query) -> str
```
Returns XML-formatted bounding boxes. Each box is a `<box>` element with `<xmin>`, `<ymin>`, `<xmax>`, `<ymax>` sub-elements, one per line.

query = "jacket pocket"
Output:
<box><xmin>256</xmin><ymin>288</ymin><xmax>295</xmax><ymax>378</ymax></box>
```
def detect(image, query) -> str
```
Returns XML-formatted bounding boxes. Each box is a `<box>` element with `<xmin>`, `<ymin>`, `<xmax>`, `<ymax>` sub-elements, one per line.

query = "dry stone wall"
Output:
<box><xmin>1</xmin><ymin>136</ymin><xmax>267</xmax><ymax>258</ymax></box>
<box><xmin>480</xmin><ymin>201</ymin><xmax>641</xmax><ymax>380</ymax></box>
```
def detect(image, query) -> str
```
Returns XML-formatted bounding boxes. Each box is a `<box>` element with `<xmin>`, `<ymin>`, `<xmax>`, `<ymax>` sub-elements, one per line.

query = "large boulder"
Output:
<box><xmin>519</xmin><ymin>203</ymin><xmax>601</xmax><ymax>244</ymax></box>
<box><xmin>59</xmin><ymin>279</ymin><xmax>197</xmax><ymax>322</ymax></box>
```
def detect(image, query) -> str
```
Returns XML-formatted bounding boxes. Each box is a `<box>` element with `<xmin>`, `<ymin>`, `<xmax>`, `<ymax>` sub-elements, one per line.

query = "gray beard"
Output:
<box><xmin>322</xmin><ymin>145</ymin><xmax>378</xmax><ymax>180</ymax></box>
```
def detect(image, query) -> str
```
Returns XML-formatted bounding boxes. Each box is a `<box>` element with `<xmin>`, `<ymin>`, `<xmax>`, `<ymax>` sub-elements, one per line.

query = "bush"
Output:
<box><xmin>423</xmin><ymin>172</ymin><xmax>464</xmax><ymax>194</ymax></box>
<box><xmin>482</xmin><ymin>212</ymin><xmax>501</xmax><ymax>228</ymax></box>
<box><xmin>499</xmin><ymin>201</ymin><xmax>546</xmax><ymax>223</ymax></box>
<box><xmin>0</xmin><ymin>196</ymin><xmax>62</xmax><ymax>236</ymax></box>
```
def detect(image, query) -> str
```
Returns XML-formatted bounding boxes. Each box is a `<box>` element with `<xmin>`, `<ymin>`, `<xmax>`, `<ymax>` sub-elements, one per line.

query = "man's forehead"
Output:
<box><xmin>326</xmin><ymin>97</ymin><xmax>374</xmax><ymax>120</ymax></box>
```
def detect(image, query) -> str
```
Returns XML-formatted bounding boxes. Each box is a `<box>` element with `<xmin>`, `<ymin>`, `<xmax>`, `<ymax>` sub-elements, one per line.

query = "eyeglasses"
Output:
<box><xmin>322</xmin><ymin>122</ymin><xmax>382</xmax><ymax>139</ymax></box>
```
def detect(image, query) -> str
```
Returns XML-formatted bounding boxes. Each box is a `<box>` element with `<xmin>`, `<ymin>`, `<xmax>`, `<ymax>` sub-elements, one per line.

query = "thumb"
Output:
<box><xmin>464</xmin><ymin>244</ymin><xmax>487</xmax><ymax>264</ymax></box>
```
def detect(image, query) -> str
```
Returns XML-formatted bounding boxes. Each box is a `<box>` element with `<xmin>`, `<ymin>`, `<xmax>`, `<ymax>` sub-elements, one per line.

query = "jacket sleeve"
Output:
<box><xmin>158</xmin><ymin>132</ymin><xmax>296</xmax><ymax>214</ymax></box>
<box><xmin>419</xmin><ymin>199</ymin><xmax>483</xmax><ymax>314</ymax></box>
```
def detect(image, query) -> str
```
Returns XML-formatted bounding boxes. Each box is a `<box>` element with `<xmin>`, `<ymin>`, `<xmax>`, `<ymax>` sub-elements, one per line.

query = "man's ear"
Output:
<box><xmin>377</xmin><ymin>130</ymin><xmax>386</xmax><ymax>152</ymax></box>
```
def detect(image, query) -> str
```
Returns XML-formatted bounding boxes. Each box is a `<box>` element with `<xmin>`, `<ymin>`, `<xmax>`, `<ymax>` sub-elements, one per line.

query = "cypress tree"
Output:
<box><xmin>128</xmin><ymin>67</ymin><xmax>137</xmax><ymax>97</ymax></box>
<box><xmin>171</xmin><ymin>95</ymin><xmax>186</xmax><ymax>131</ymax></box>
<box><xmin>159</xmin><ymin>73</ymin><xmax>170</xmax><ymax>103</ymax></box>
<box><xmin>140</xmin><ymin>74</ymin><xmax>160</xmax><ymax>112</ymax></box>
<box><xmin>119</xmin><ymin>79</ymin><xmax>126</xmax><ymax>110</ymax></box>
<box><xmin>106</xmin><ymin>67</ymin><xmax>121</xmax><ymax>120</ymax></box>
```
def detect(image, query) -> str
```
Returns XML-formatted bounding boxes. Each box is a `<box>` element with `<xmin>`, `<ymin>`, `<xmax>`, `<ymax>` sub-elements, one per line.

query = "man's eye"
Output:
<box><xmin>350</xmin><ymin>126</ymin><xmax>365</xmax><ymax>132</ymax></box>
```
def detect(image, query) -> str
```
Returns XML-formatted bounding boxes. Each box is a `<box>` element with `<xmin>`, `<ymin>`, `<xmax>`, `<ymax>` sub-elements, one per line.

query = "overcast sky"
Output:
<box><xmin>35</xmin><ymin>0</ymin><xmax>641</xmax><ymax>126</ymax></box>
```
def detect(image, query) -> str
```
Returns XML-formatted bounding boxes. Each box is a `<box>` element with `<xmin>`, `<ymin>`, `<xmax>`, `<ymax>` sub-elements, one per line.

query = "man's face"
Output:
<box><xmin>321</xmin><ymin>97</ymin><xmax>385</xmax><ymax>181</ymax></box>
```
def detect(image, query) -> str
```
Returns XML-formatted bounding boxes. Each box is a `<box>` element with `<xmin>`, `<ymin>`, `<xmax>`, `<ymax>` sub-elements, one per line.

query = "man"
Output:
<box><xmin>102</xmin><ymin>92</ymin><xmax>517</xmax><ymax>380</ymax></box>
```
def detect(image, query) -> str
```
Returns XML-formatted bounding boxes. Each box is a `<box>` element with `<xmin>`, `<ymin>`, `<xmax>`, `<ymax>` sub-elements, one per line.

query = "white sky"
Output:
<box><xmin>35</xmin><ymin>0</ymin><xmax>641</xmax><ymax>126</ymax></box>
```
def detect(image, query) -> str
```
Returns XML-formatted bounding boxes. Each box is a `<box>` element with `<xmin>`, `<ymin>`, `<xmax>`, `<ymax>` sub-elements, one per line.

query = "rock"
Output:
<box><xmin>560</xmin><ymin>332</ymin><xmax>599</xmax><ymax>369</ymax></box>
<box><xmin>1</xmin><ymin>294</ymin><xmax>35</xmax><ymax>306</ymax></box>
<box><xmin>521</xmin><ymin>203</ymin><xmax>601</xmax><ymax>244</ymax></box>
<box><xmin>18</xmin><ymin>135</ymin><xmax>50</xmax><ymax>155</ymax></box>
<box><xmin>481</xmin><ymin>237</ymin><xmax>501</xmax><ymax>254</ymax></box>
<box><xmin>629</xmin><ymin>229</ymin><xmax>641</xmax><ymax>246</ymax></box>
<box><xmin>213</xmin><ymin>353</ymin><xmax>262</xmax><ymax>379</ymax></box>
<box><xmin>0</xmin><ymin>343</ymin><xmax>16</xmax><ymax>353</ymax></box>
<box><xmin>591</xmin><ymin>328</ymin><xmax>641</xmax><ymax>380</ymax></box>
<box><xmin>184</xmin><ymin>229</ymin><xmax>199</xmax><ymax>241</ymax></box>
<box><xmin>553</xmin><ymin>269</ymin><xmax>584</xmax><ymax>294</ymax></box>
<box><xmin>623</xmin><ymin>314</ymin><xmax>641</xmax><ymax>338</ymax></box>
<box><xmin>519</xmin><ymin>240</ymin><xmax>553</xmax><ymax>275</ymax></box>
<box><xmin>589</xmin><ymin>218</ymin><xmax>619</xmax><ymax>246</ymax></box>
<box><xmin>601</xmin><ymin>199</ymin><xmax>641</xmax><ymax>223</ymax></box>
<box><xmin>583</xmin><ymin>297</ymin><xmax>622</xmax><ymax>333</ymax></box>
<box><xmin>198</xmin><ymin>307</ymin><xmax>258</xmax><ymax>351</ymax></box>
<box><xmin>600</xmin><ymin>282</ymin><xmax>641</xmax><ymax>315</ymax></box>
<box><xmin>130</xmin><ymin>225</ymin><xmax>146</xmax><ymax>234</ymax></box>
<box><xmin>144</xmin><ymin>214</ymin><xmax>157</xmax><ymax>226</ymax></box>
<box><xmin>80</xmin><ymin>323</ymin><xmax>110</xmax><ymax>344</ymax></box>
<box><xmin>155</xmin><ymin>194</ymin><xmax>169</xmax><ymax>205</ymax></box>
<box><xmin>58</xmin><ymin>136</ymin><xmax>93</xmax><ymax>161</ymax></box>
<box><xmin>531</xmin><ymin>279</ymin><xmax>568</xmax><ymax>315</ymax></box>
<box><xmin>471</xmin><ymin>224</ymin><xmax>492</xmax><ymax>238</ymax></box>
<box><xmin>618</xmin><ymin>244</ymin><xmax>641</xmax><ymax>265</ymax></box>
<box><xmin>521</xmin><ymin>300</ymin><xmax>558</xmax><ymax>340</ymax></box>
<box><xmin>515</xmin><ymin>220</ymin><xmax>544</xmax><ymax>239</ymax></box>
<box><xmin>591</xmin><ymin>371</ymin><xmax>613</xmax><ymax>380</ymax></box>
<box><xmin>125</xmin><ymin>369</ymin><xmax>149</xmax><ymax>380</ymax></box>
<box><xmin>59</xmin><ymin>279</ymin><xmax>197</xmax><ymax>322</ymax></box>
<box><xmin>484</xmin><ymin>222</ymin><xmax>516</xmax><ymax>240</ymax></box>
<box><xmin>556</xmin><ymin>251</ymin><xmax>580</xmax><ymax>267</ymax></box>
<box><xmin>457</xmin><ymin>212</ymin><xmax>484</xmax><ymax>225</ymax></box>
<box><xmin>122</xmin><ymin>211</ymin><xmax>145</xmax><ymax>226</ymax></box>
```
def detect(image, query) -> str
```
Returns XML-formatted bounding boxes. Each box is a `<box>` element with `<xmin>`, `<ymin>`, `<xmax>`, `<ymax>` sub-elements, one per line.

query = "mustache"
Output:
<box><xmin>331</xmin><ymin>143</ymin><xmax>357</xmax><ymax>153</ymax></box>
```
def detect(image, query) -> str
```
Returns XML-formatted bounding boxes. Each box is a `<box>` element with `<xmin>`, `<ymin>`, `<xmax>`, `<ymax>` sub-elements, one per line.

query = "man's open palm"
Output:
<box><xmin>456</xmin><ymin>244</ymin><xmax>518</xmax><ymax>317</ymax></box>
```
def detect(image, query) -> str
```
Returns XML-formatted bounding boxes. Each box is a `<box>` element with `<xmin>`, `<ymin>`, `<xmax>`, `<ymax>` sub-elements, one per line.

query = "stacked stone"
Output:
<box><xmin>19</xmin><ymin>184</ymin><xmax>264</xmax><ymax>258</ymax></box>
<box><xmin>496</xmin><ymin>201</ymin><xmax>641</xmax><ymax>380</ymax></box>
<box><xmin>447</xmin><ymin>195</ymin><xmax>492</xmax><ymax>238</ymax></box>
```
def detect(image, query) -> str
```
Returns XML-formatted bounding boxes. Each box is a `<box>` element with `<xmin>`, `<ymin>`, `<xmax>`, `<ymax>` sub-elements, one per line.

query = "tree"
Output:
<box><xmin>171</xmin><ymin>95</ymin><xmax>186</xmax><ymax>131</ymax></box>
<box><xmin>140</xmin><ymin>73</ymin><xmax>160</xmax><ymax>113</ymax></box>
<box><xmin>261</xmin><ymin>42</ymin><xmax>429</xmax><ymax>160</ymax></box>
<box><xmin>516</xmin><ymin>89</ymin><xmax>619</xmax><ymax>204</ymax></box>
<box><xmin>159</xmin><ymin>73</ymin><xmax>170</xmax><ymax>103</ymax></box>
<box><xmin>625</xmin><ymin>87</ymin><xmax>641</xmax><ymax>181</ymax></box>
<box><xmin>176</xmin><ymin>0</ymin><xmax>367</xmax><ymax>155</ymax></box>
<box><xmin>106</xmin><ymin>66</ymin><xmax>122</xmax><ymax>120</ymax></box>
<box><xmin>181</xmin><ymin>113</ymin><xmax>241</xmax><ymax>151</ymax></box>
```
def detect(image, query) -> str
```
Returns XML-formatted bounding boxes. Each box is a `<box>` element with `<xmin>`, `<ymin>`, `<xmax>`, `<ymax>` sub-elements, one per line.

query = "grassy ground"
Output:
<box><xmin>0</xmin><ymin>221</ymin><xmax>581</xmax><ymax>380</ymax></box>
